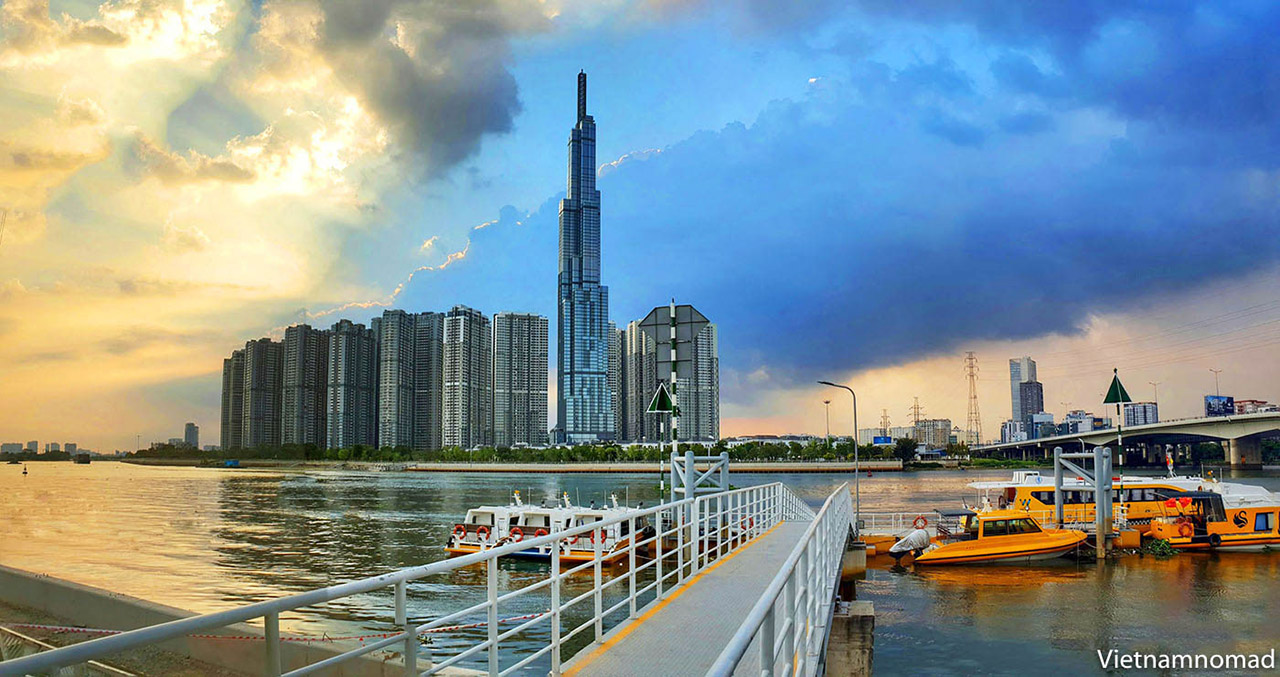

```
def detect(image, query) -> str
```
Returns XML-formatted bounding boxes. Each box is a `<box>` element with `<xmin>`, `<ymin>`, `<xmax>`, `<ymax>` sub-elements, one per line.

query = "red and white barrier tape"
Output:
<box><xmin>1</xmin><ymin>611</ymin><xmax>548</xmax><ymax>644</ymax></box>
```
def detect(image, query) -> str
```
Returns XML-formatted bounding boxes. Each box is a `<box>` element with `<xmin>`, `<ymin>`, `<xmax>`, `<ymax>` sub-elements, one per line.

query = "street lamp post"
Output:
<box><xmin>1209</xmin><ymin>369</ymin><xmax>1223</xmax><ymax>397</ymax></box>
<box><xmin>819</xmin><ymin>380</ymin><xmax>859</xmax><ymax>535</ymax></box>
<box><xmin>823</xmin><ymin>400</ymin><xmax>832</xmax><ymax>449</ymax></box>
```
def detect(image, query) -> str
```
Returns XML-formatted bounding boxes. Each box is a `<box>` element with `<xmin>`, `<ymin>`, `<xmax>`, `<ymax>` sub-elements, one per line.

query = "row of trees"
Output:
<box><xmin>131</xmin><ymin>437</ymin><xmax>955</xmax><ymax>465</ymax></box>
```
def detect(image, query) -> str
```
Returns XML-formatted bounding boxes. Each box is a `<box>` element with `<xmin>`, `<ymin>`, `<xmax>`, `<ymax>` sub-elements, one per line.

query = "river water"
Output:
<box><xmin>3</xmin><ymin>462</ymin><xmax>1278</xmax><ymax>675</ymax></box>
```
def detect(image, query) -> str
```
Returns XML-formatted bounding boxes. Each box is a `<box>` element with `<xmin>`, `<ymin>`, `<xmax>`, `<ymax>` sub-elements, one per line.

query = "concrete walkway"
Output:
<box><xmin>563</xmin><ymin>521</ymin><xmax>810</xmax><ymax>677</ymax></box>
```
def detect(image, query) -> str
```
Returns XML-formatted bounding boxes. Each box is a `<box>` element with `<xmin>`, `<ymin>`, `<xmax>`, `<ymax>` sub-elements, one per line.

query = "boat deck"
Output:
<box><xmin>563</xmin><ymin>520</ymin><xmax>810</xmax><ymax>676</ymax></box>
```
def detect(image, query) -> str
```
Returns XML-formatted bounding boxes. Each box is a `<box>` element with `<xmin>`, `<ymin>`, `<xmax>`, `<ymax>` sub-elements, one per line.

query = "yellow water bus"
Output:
<box><xmin>968</xmin><ymin>471</ymin><xmax>1278</xmax><ymax>531</ymax></box>
<box><xmin>894</xmin><ymin>509</ymin><xmax>1087</xmax><ymax>565</ymax></box>
<box><xmin>1147</xmin><ymin>491</ymin><xmax>1280</xmax><ymax>551</ymax></box>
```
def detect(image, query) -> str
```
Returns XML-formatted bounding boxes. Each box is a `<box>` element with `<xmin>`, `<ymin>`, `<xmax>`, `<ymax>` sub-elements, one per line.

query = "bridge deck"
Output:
<box><xmin>564</xmin><ymin>520</ymin><xmax>809</xmax><ymax>677</ymax></box>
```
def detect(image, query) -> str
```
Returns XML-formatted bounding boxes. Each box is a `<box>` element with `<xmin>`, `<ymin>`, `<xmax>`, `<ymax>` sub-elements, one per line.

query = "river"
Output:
<box><xmin>3</xmin><ymin>462</ymin><xmax>1278</xmax><ymax>674</ymax></box>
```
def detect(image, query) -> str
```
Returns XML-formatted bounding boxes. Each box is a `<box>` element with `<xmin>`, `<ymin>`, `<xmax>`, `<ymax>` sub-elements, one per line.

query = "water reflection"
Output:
<box><xmin>3</xmin><ymin>463</ymin><xmax>1278</xmax><ymax>674</ymax></box>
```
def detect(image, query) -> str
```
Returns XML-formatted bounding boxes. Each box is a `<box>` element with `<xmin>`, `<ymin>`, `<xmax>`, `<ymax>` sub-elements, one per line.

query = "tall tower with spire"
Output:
<box><xmin>557</xmin><ymin>71</ymin><xmax>615</xmax><ymax>443</ymax></box>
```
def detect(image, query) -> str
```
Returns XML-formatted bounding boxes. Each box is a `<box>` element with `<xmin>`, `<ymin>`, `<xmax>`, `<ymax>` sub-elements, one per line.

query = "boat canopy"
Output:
<box><xmin>936</xmin><ymin>508</ymin><xmax>976</xmax><ymax>518</ymax></box>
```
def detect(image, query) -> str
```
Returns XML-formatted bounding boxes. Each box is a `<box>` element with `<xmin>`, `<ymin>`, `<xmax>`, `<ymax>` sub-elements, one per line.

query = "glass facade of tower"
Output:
<box><xmin>557</xmin><ymin>71</ymin><xmax>615</xmax><ymax>442</ymax></box>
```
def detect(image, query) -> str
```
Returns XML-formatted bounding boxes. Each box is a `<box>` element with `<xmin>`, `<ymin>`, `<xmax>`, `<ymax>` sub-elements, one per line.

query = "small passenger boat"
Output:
<box><xmin>1147</xmin><ymin>491</ymin><xmax>1280</xmax><ymax>551</ymax></box>
<box><xmin>892</xmin><ymin>508</ymin><xmax>1086</xmax><ymax>565</ymax></box>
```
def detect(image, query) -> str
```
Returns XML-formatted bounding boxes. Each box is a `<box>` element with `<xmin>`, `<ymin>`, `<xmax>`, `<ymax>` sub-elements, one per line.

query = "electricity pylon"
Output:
<box><xmin>964</xmin><ymin>351</ymin><xmax>981</xmax><ymax>445</ymax></box>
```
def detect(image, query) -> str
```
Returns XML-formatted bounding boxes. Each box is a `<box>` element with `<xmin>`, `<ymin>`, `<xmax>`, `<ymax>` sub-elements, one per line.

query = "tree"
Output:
<box><xmin>892</xmin><ymin>437</ymin><xmax>918</xmax><ymax>464</ymax></box>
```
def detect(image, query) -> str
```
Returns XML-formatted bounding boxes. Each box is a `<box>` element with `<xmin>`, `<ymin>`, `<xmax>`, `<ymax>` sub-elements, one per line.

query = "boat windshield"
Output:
<box><xmin>982</xmin><ymin>518</ymin><xmax>1041</xmax><ymax>537</ymax></box>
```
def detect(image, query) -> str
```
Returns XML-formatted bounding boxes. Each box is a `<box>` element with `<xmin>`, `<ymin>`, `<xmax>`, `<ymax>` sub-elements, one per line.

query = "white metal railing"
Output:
<box><xmin>0</xmin><ymin>483</ymin><xmax>814</xmax><ymax>677</ymax></box>
<box><xmin>707</xmin><ymin>483</ymin><xmax>853</xmax><ymax>677</ymax></box>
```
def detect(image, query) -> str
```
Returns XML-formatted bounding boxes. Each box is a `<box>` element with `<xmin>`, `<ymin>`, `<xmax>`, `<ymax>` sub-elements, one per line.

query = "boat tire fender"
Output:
<box><xmin>1208</xmin><ymin>533</ymin><xmax>1222</xmax><ymax>547</ymax></box>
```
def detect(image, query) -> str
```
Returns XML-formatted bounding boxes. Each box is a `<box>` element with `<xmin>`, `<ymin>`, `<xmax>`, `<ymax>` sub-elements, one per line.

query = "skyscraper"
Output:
<box><xmin>378</xmin><ymin>310</ymin><xmax>417</xmax><ymax>448</ymax></box>
<box><xmin>242</xmin><ymin>338</ymin><xmax>284</xmax><ymax>448</ymax></box>
<box><xmin>220</xmin><ymin>348</ymin><xmax>245</xmax><ymax>450</ymax></box>
<box><xmin>327</xmin><ymin>319</ymin><xmax>377</xmax><ymax>449</ymax></box>
<box><xmin>1009</xmin><ymin>356</ymin><xmax>1037</xmax><ymax>422</ymax></box>
<box><xmin>1019</xmin><ymin>380</ymin><xmax>1045</xmax><ymax>433</ymax></box>
<box><xmin>557</xmin><ymin>71</ymin><xmax>615</xmax><ymax>443</ymax></box>
<box><xmin>283</xmin><ymin>324</ymin><xmax>330</xmax><ymax>447</ymax></box>
<box><xmin>184</xmin><ymin>422</ymin><xmax>199</xmax><ymax>449</ymax></box>
<box><xmin>493</xmin><ymin>312</ymin><xmax>549</xmax><ymax>447</ymax></box>
<box><xmin>443</xmin><ymin>306</ymin><xmax>493</xmax><ymax>449</ymax></box>
<box><xmin>608</xmin><ymin>321</ymin><xmax>623</xmax><ymax>441</ymax></box>
<box><xmin>413</xmin><ymin>312</ymin><xmax>445</xmax><ymax>452</ymax></box>
<box><xmin>621</xmin><ymin>320</ymin><xmax>658</xmax><ymax>442</ymax></box>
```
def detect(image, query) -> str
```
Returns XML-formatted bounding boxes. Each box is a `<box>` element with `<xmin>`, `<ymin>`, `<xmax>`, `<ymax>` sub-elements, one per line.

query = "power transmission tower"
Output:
<box><xmin>964</xmin><ymin>351</ymin><xmax>981</xmax><ymax>445</ymax></box>
<box><xmin>879</xmin><ymin>409</ymin><xmax>891</xmax><ymax>436</ymax></box>
<box><xmin>909</xmin><ymin>397</ymin><xmax>924</xmax><ymax>427</ymax></box>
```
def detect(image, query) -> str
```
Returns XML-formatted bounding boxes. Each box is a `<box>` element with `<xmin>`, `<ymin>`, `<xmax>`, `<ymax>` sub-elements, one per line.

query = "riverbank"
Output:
<box><xmin>121</xmin><ymin>458</ymin><xmax>907</xmax><ymax>473</ymax></box>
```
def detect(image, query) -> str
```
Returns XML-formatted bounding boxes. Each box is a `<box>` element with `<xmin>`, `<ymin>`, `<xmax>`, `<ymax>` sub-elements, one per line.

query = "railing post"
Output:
<box><xmin>677</xmin><ymin>501</ymin><xmax>686</xmax><ymax>583</ymax></box>
<box><xmin>594</xmin><ymin>527</ymin><xmax>603</xmax><ymax>642</ymax></box>
<box><xmin>488</xmin><ymin>556</ymin><xmax>499</xmax><ymax>676</ymax></box>
<box><xmin>264</xmin><ymin>611</ymin><xmax>281</xmax><ymax>677</ymax></box>
<box><xmin>691</xmin><ymin>497</ymin><xmax>701</xmax><ymax>574</ymax></box>
<box><xmin>759</xmin><ymin>606</ymin><xmax>776</xmax><ymax>677</ymax></box>
<box><xmin>628</xmin><ymin>516</ymin><xmax>638</xmax><ymax>618</ymax></box>
<box><xmin>551</xmin><ymin>539</ymin><xmax>562</xmax><ymax>676</ymax></box>
<box><xmin>783</xmin><ymin>572</ymin><xmax>796</xmax><ymax>675</ymax></box>
<box><xmin>395</xmin><ymin>580</ymin><xmax>417</xmax><ymax>676</ymax></box>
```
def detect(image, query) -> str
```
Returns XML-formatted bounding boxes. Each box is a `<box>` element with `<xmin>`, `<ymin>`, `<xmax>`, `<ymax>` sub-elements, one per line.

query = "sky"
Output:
<box><xmin>2</xmin><ymin>0</ymin><xmax>1279</xmax><ymax>451</ymax></box>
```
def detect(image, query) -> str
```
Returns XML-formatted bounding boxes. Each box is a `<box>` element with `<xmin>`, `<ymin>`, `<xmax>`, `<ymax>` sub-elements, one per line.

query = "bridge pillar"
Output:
<box><xmin>1227</xmin><ymin>437</ymin><xmax>1264</xmax><ymax>468</ymax></box>
<box><xmin>826</xmin><ymin>600</ymin><xmax>874</xmax><ymax>677</ymax></box>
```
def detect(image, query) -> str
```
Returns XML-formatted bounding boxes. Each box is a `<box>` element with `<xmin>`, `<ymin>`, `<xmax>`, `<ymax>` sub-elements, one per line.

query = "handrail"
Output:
<box><xmin>1</xmin><ymin>482</ymin><xmax>807</xmax><ymax>677</ymax></box>
<box><xmin>706</xmin><ymin>483</ymin><xmax>852</xmax><ymax>677</ymax></box>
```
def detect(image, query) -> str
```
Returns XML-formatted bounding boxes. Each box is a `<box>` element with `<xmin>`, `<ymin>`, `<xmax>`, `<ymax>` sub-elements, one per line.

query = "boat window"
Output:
<box><xmin>469</xmin><ymin>513</ymin><xmax>494</xmax><ymax>526</ymax></box>
<box><xmin>525</xmin><ymin>514</ymin><xmax>548</xmax><ymax>527</ymax></box>
<box><xmin>1010</xmin><ymin>518</ymin><xmax>1041</xmax><ymax>534</ymax></box>
<box><xmin>620</xmin><ymin>520</ymin><xmax>630</xmax><ymax>536</ymax></box>
<box><xmin>982</xmin><ymin>520</ymin><xmax>1009</xmax><ymax>537</ymax></box>
<box><xmin>1030</xmin><ymin>490</ymin><xmax>1053</xmax><ymax>505</ymax></box>
<box><xmin>1256</xmin><ymin>512</ymin><xmax>1275</xmax><ymax>533</ymax></box>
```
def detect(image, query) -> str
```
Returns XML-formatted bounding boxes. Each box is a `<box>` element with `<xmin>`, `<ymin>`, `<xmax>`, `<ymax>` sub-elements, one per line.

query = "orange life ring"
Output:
<box><xmin>510</xmin><ymin>527</ymin><xmax>524</xmax><ymax>542</ymax></box>
<box><xmin>913</xmin><ymin>516</ymin><xmax>928</xmax><ymax>529</ymax></box>
<box><xmin>740</xmin><ymin>517</ymin><xmax>755</xmax><ymax>530</ymax></box>
<box><xmin>453</xmin><ymin>524</ymin><xmax>467</xmax><ymax>538</ymax></box>
<box><xmin>1178</xmin><ymin>522</ymin><xmax>1193</xmax><ymax>538</ymax></box>
<box><xmin>476</xmin><ymin>526</ymin><xmax>491</xmax><ymax>541</ymax></box>
<box><xmin>565</xmin><ymin>533</ymin><xmax>579</xmax><ymax>544</ymax></box>
<box><xmin>587</xmin><ymin>529</ymin><xmax>598</xmax><ymax>544</ymax></box>
<box><xmin>535</xmin><ymin>528</ymin><xmax>549</xmax><ymax>538</ymax></box>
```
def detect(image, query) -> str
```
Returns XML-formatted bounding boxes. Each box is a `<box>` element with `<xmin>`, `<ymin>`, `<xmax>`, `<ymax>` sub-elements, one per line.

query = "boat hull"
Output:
<box><xmin>914</xmin><ymin>531</ymin><xmax>1087</xmax><ymax>566</ymax></box>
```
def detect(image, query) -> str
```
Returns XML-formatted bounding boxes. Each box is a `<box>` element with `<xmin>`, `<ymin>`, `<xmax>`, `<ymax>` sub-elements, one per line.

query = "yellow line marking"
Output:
<box><xmin>563</xmin><ymin>522</ymin><xmax>784</xmax><ymax>676</ymax></box>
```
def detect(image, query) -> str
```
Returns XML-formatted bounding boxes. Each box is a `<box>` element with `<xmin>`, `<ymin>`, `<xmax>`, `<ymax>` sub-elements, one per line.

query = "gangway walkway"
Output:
<box><xmin>565</xmin><ymin>521</ymin><xmax>810</xmax><ymax>676</ymax></box>
<box><xmin>0</xmin><ymin>480</ymin><xmax>854</xmax><ymax>677</ymax></box>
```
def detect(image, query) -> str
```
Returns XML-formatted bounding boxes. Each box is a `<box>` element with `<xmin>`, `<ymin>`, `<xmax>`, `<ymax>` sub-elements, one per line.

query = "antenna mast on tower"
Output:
<box><xmin>909</xmin><ymin>397</ymin><xmax>924</xmax><ymax>427</ymax></box>
<box><xmin>964</xmin><ymin>351</ymin><xmax>981</xmax><ymax>445</ymax></box>
<box><xmin>879</xmin><ymin>408</ymin><xmax>890</xmax><ymax>436</ymax></box>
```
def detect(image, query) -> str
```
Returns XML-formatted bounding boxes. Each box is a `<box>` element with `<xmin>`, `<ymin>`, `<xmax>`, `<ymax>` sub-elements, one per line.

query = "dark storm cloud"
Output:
<box><xmin>406</xmin><ymin>3</ymin><xmax>1280</xmax><ymax>391</ymax></box>
<box><xmin>313</xmin><ymin>0</ymin><xmax>548</xmax><ymax>175</ymax></box>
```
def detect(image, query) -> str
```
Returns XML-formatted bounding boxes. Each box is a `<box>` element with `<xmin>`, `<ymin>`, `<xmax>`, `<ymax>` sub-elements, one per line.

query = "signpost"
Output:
<box><xmin>1103</xmin><ymin>368</ymin><xmax>1132</xmax><ymax>461</ymax></box>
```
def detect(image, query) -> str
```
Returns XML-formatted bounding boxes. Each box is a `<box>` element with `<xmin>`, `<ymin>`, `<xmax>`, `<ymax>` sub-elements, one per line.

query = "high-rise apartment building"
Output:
<box><xmin>412</xmin><ymin>312</ymin><xmax>445</xmax><ymax>452</ymax></box>
<box><xmin>621</xmin><ymin>320</ymin><xmax>658</xmax><ymax>442</ymax></box>
<box><xmin>1124</xmin><ymin>402</ymin><xmax>1159</xmax><ymax>426</ymax></box>
<box><xmin>1018</xmin><ymin>380</ymin><xmax>1045</xmax><ymax>432</ymax></box>
<box><xmin>242</xmin><ymin>338</ymin><xmax>284</xmax><ymax>448</ymax></box>
<box><xmin>493</xmin><ymin>312</ymin><xmax>549</xmax><ymax>447</ymax></box>
<box><xmin>557</xmin><ymin>71</ymin><xmax>614</xmax><ymax>443</ymax></box>
<box><xmin>327</xmin><ymin>319</ymin><xmax>378</xmax><ymax>449</ymax></box>
<box><xmin>282</xmin><ymin>324</ymin><xmax>330</xmax><ymax>447</ymax></box>
<box><xmin>443</xmin><ymin>306</ymin><xmax>493</xmax><ymax>449</ymax></box>
<box><xmin>378</xmin><ymin>310</ymin><xmax>417</xmax><ymax>449</ymax></box>
<box><xmin>1009</xmin><ymin>356</ymin><xmax>1037</xmax><ymax>422</ymax></box>
<box><xmin>608</xmin><ymin>321</ymin><xmax>622</xmax><ymax>441</ymax></box>
<box><xmin>184</xmin><ymin>422</ymin><xmax>199</xmax><ymax>449</ymax></box>
<box><xmin>220</xmin><ymin>348</ymin><xmax>245</xmax><ymax>450</ymax></box>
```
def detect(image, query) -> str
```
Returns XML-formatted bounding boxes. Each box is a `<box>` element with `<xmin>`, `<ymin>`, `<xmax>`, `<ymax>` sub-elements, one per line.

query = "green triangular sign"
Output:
<box><xmin>1103</xmin><ymin>369</ymin><xmax>1132</xmax><ymax>404</ymax></box>
<box><xmin>646</xmin><ymin>382</ymin><xmax>675</xmax><ymax>414</ymax></box>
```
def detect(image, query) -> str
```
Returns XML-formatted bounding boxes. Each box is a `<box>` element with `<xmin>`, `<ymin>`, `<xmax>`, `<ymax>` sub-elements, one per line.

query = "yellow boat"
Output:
<box><xmin>1147</xmin><ymin>491</ymin><xmax>1280</xmax><ymax>552</ymax></box>
<box><xmin>910</xmin><ymin>509</ymin><xmax>1087</xmax><ymax>565</ymax></box>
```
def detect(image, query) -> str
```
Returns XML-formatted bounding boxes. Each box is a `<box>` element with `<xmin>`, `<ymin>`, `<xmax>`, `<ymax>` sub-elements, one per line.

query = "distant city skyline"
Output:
<box><xmin>3</xmin><ymin>3</ymin><xmax>1280</xmax><ymax>451</ymax></box>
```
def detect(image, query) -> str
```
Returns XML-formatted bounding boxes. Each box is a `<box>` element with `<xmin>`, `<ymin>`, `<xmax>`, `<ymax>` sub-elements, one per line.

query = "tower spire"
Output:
<box><xmin>577</xmin><ymin>70</ymin><xmax>587</xmax><ymax>121</ymax></box>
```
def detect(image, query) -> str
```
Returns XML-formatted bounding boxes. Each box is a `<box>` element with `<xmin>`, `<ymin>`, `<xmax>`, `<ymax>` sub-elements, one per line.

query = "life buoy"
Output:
<box><xmin>740</xmin><ymin>518</ymin><xmax>755</xmax><ymax>530</ymax></box>
<box><xmin>535</xmin><ymin>528</ymin><xmax>549</xmax><ymax>538</ymax></box>
<box><xmin>476</xmin><ymin>526</ymin><xmax>491</xmax><ymax>542</ymax></box>
<box><xmin>913</xmin><ymin>516</ymin><xmax>929</xmax><ymax>529</ymax></box>
<box><xmin>1208</xmin><ymin>533</ymin><xmax>1222</xmax><ymax>547</ymax></box>
<box><xmin>587</xmin><ymin>529</ymin><xmax>598</xmax><ymax>544</ymax></box>
<box><xmin>453</xmin><ymin>524</ymin><xmax>467</xmax><ymax>539</ymax></box>
<box><xmin>1178</xmin><ymin>522</ymin><xmax>1193</xmax><ymax>538</ymax></box>
<box><xmin>510</xmin><ymin>527</ymin><xmax>524</xmax><ymax>542</ymax></box>
<box><xmin>565</xmin><ymin>533</ymin><xmax>579</xmax><ymax>544</ymax></box>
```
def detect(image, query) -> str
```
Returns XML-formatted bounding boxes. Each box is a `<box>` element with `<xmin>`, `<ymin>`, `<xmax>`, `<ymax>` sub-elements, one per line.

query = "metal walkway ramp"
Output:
<box><xmin>564</xmin><ymin>521</ymin><xmax>811</xmax><ymax>676</ymax></box>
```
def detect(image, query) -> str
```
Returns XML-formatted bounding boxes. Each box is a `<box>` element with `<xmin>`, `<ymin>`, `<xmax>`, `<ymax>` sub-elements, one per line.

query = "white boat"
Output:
<box><xmin>445</xmin><ymin>491</ymin><xmax>654</xmax><ymax>563</ymax></box>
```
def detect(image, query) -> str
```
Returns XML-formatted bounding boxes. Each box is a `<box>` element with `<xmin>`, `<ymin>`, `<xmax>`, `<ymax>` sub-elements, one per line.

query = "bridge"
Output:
<box><xmin>975</xmin><ymin>411</ymin><xmax>1280</xmax><ymax>467</ymax></box>
<box><xmin>0</xmin><ymin>476</ymin><xmax>858</xmax><ymax>677</ymax></box>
